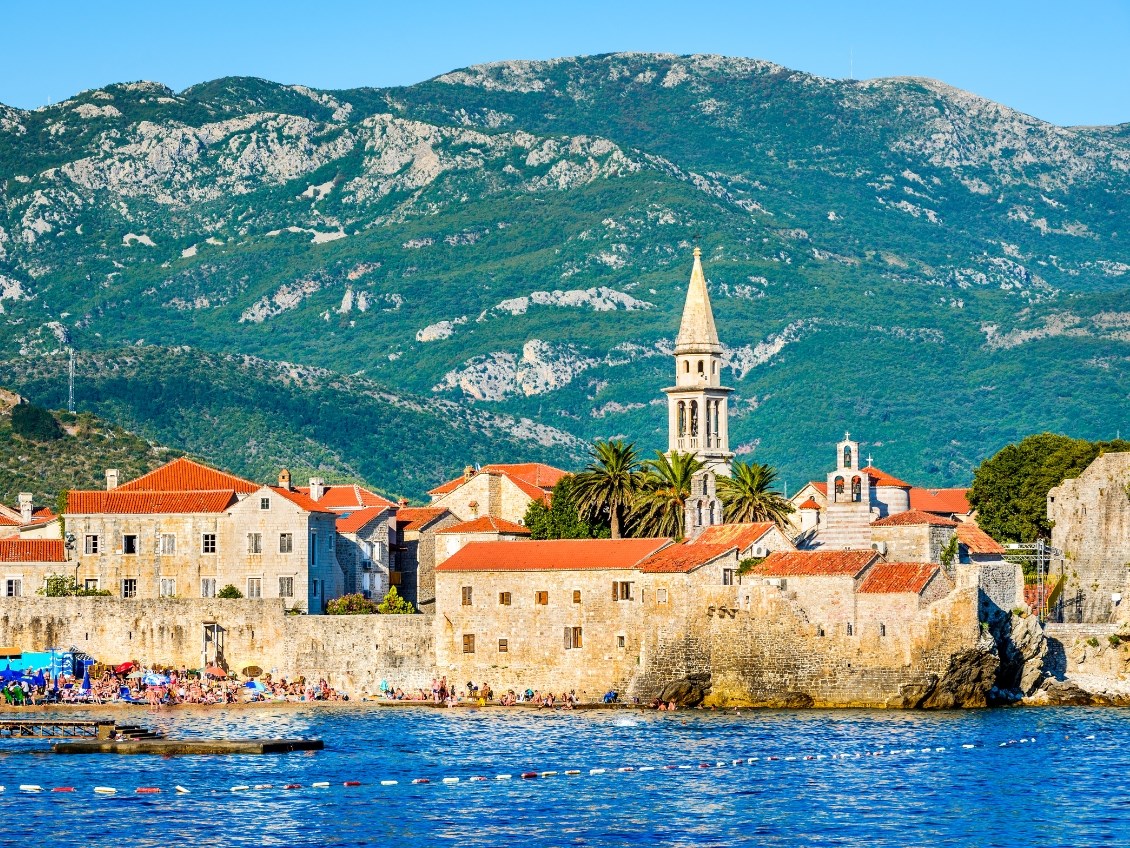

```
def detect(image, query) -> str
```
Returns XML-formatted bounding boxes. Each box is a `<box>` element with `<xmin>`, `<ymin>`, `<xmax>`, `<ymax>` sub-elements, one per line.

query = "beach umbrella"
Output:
<box><xmin>204</xmin><ymin>666</ymin><xmax>226</xmax><ymax>679</ymax></box>
<box><xmin>241</xmin><ymin>665</ymin><xmax>262</xmax><ymax>678</ymax></box>
<box><xmin>81</xmin><ymin>668</ymin><xmax>91</xmax><ymax>692</ymax></box>
<box><xmin>127</xmin><ymin>670</ymin><xmax>145</xmax><ymax>680</ymax></box>
<box><xmin>142</xmin><ymin>673</ymin><xmax>169</xmax><ymax>686</ymax></box>
<box><xmin>114</xmin><ymin>661</ymin><xmax>135</xmax><ymax>674</ymax></box>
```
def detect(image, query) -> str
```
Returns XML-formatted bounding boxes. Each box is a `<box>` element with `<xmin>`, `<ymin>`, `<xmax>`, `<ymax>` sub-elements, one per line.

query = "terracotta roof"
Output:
<box><xmin>798</xmin><ymin>498</ymin><xmax>821</xmax><ymax>510</ymax></box>
<box><xmin>268</xmin><ymin>486</ymin><xmax>336</xmax><ymax>515</ymax></box>
<box><xmin>0</xmin><ymin>507</ymin><xmax>57</xmax><ymax>527</ymax></box>
<box><xmin>956</xmin><ymin>523</ymin><xmax>1006</xmax><ymax>555</ymax></box>
<box><xmin>396</xmin><ymin>507</ymin><xmax>450</xmax><ymax>533</ymax></box>
<box><xmin>909</xmin><ymin>487</ymin><xmax>972</xmax><ymax>515</ymax></box>
<box><xmin>31</xmin><ymin>507</ymin><xmax>56</xmax><ymax>521</ymax></box>
<box><xmin>637</xmin><ymin>542</ymin><xmax>733</xmax><ymax>573</ymax></box>
<box><xmin>428</xmin><ymin>463</ymin><xmax>568</xmax><ymax>499</ymax></box>
<box><xmin>0</xmin><ymin>539</ymin><xmax>65</xmax><ymax>563</ymax></box>
<box><xmin>860</xmin><ymin>465</ymin><xmax>912</xmax><ymax>488</ymax></box>
<box><xmin>858</xmin><ymin>562</ymin><xmax>940</xmax><ymax>594</ymax></box>
<box><xmin>335</xmin><ymin>507</ymin><xmax>390</xmax><ymax>534</ymax></box>
<box><xmin>752</xmin><ymin>550</ymin><xmax>877</xmax><ymax>578</ymax></box>
<box><xmin>427</xmin><ymin>477</ymin><xmax>466</xmax><ymax>496</ymax></box>
<box><xmin>436</xmin><ymin>516</ymin><xmax>531</xmax><ymax>536</ymax></box>
<box><xmin>690</xmin><ymin>523</ymin><xmax>776</xmax><ymax>550</ymax></box>
<box><xmin>871</xmin><ymin>509</ymin><xmax>959</xmax><ymax>528</ymax></box>
<box><xmin>67</xmin><ymin>490</ymin><xmax>237</xmax><ymax>514</ymax></box>
<box><xmin>0</xmin><ymin>515</ymin><xmax>17</xmax><ymax>527</ymax></box>
<box><xmin>436</xmin><ymin>538</ymin><xmax>670</xmax><ymax>572</ymax></box>
<box><xmin>811</xmin><ymin>482</ymin><xmax>828</xmax><ymax>495</ymax></box>
<box><xmin>117</xmin><ymin>457</ymin><xmax>259</xmax><ymax>494</ymax></box>
<box><xmin>296</xmin><ymin>484</ymin><xmax>395</xmax><ymax>511</ymax></box>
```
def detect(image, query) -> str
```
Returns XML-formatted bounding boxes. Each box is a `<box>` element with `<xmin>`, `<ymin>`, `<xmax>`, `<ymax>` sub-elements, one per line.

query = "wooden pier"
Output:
<box><xmin>52</xmin><ymin>738</ymin><xmax>324</xmax><ymax>755</ymax></box>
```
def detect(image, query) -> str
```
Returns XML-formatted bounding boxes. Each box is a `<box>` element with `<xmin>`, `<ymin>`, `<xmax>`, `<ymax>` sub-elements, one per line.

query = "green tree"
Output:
<box><xmin>217</xmin><ymin>584</ymin><xmax>243</xmax><ymax>599</ymax></box>
<box><xmin>523</xmin><ymin>476</ymin><xmax>609</xmax><ymax>539</ymax></box>
<box><xmin>37</xmin><ymin>574</ymin><xmax>111</xmax><ymax>596</ymax></box>
<box><xmin>377</xmin><ymin>585</ymin><xmax>415</xmax><ymax>614</ymax></box>
<box><xmin>571</xmin><ymin>439</ymin><xmax>644</xmax><ymax>539</ymax></box>
<box><xmin>969</xmin><ymin>433</ymin><xmax>1130</xmax><ymax>542</ymax></box>
<box><xmin>11</xmin><ymin>401</ymin><xmax>63</xmax><ymax>442</ymax></box>
<box><xmin>326</xmin><ymin>592</ymin><xmax>379</xmax><ymax>614</ymax></box>
<box><xmin>717</xmin><ymin>461</ymin><xmax>794</xmax><ymax>526</ymax></box>
<box><xmin>630</xmin><ymin>451</ymin><xmax>704</xmax><ymax>539</ymax></box>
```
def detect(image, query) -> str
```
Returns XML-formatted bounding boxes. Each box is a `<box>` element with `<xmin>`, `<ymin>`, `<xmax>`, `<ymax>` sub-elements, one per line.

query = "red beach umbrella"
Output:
<box><xmin>204</xmin><ymin>666</ymin><xmax>227</xmax><ymax>679</ymax></box>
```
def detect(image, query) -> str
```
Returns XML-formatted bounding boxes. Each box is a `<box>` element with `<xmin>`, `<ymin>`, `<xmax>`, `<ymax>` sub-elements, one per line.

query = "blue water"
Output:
<box><xmin>1</xmin><ymin>706</ymin><xmax>1127</xmax><ymax>846</ymax></box>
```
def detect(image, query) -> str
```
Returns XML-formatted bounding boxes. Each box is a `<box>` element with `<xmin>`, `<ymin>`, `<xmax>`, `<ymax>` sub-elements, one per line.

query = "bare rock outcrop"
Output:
<box><xmin>913</xmin><ymin>631</ymin><xmax>1000</xmax><ymax>709</ymax></box>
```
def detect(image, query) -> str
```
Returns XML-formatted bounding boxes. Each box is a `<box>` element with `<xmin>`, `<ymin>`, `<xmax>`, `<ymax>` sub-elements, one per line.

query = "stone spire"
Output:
<box><xmin>674</xmin><ymin>247</ymin><xmax>722</xmax><ymax>355</ymax></box>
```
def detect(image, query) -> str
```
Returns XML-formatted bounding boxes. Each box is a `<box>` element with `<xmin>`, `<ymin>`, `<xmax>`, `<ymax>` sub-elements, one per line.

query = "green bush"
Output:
<box><xmin>37</xmin><ymin>574</ymin><xmax>112</xmax><ymax>596</ymax></box>
<box><xmin>11</xmin><ymin>402</ymin><xmax>63</xmax><ymax>442</ymax></box>
<box><xmin>217</xmin><ymin>584</ymin><xmax>243</xmax><ymax>599</ymax></box>
<box><xmin>325</xmin><ymin>592</ymin><xmax>379</xmax><ymax>615</ymax></box>
<box><xmin>377</xmin><ymin>586</ymin><xmax>414</xmax><ymax>614</ymax></box>
<box><xmin>1086</xmin><ymin>637</ymin><xmax>1100</xmax><ymax>648</ymax></box>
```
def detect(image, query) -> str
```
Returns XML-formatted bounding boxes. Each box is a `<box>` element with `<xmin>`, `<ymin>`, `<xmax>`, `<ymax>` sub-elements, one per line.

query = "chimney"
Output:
<box><xmin>278</xmin><ymin>468</ymin><xmax>292</xmax><ymax>490</ymax></box>
<box><xmin>309</xmin><ymin>477</ymin><xmax>325</xmax><ymax>502</ymax></box>
<box><xmin>17</xmin><ymin>492</ymin><xmax>32</xmax><ymax>525</ymax></box>
<box><xmin>105</xmin><ymin>469</ymin><xmax>119</xmax><ymax>491</ymax></box>
<box><xmin>463</xmin><ymin>465</ymin><xmax>475</xmax><ymax>481</ymax></box>
<box><xmin>397</xmin><ymin>497</ymin><xmax>409</xmax><ymax>508</ymax></box>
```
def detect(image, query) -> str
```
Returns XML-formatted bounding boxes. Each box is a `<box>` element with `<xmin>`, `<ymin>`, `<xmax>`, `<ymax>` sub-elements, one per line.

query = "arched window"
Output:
<box><xmin>708</xmin><ymin>502</ymin><xmax>715</xmax><ymax>524</ymax></box>
<box><xmin>843</xmin><ymin>445</ymin><xmax>852</xmax><ymax>468</ymax></box>
<box><xmin>690</xmin><ymin>401</ymin><xmax>699</xmax><ymax>436</ymax></box>
<box><xmin>712</xmin><ymin>361</ymin><xmax>717</xmax><ymax>374</ymax></box>
<box><xmin>712</xmin><ymin>402</ymin><xmax>720</xmax><ymax>442</ymax></box>
<box><xmin>696</xmin><ymin>502</ymin><xmax>703</xmax><ymax>527</ymax></box>
<box><xmin>697</xmin><ymin>360</ymin><xmax>704</xmax><ymax>375</ymax></box>
<box><xmin>705</xmin><ymin>402</ymin><xmax>712</xmax><ymax>438</ymax></box>
<box><xmin>851</xmin><ymin>476</ymin><xmax>862</xmax><ymax>503</ymax></box>
<box><xmin>677</xmin><ymin>401</ymin><xmax>686</xmax><ymax>437</ymax></box>
<box><xmin>834</xmin><ymin>476</ymin><xmax>845</xmax><ymax>502</ymax></box>
<box><xmin>683</xmin><ymin>360</ymin><xmax>690</xmax><ymax>374</ymax></box>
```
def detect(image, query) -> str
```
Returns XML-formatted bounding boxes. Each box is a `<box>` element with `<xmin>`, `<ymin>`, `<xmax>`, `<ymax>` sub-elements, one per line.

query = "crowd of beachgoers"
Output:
<box><xmin>375</xmin><ymin>676</ymin><xmax>677</xmax><ymax>710</ymax></box>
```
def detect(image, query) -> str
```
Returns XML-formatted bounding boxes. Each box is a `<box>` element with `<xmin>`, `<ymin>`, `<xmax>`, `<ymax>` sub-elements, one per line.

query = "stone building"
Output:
<box><xmin>393</xmin><ymin>506</ymin><xmax>458</xmax><ymax>613</ymax></box>
<box><xmin>1048</xmin><ymin>451</ymin><xmax>1130</xmax><ymax>622</ymax></box>
<box><xmin>64</xmin><ymin>458</ymin><xmax>342</xmax><ymax>613</ymax></box>
<box><xmin>427</xmin><ymin>463</ymin><xmax>567</xmax><ymax>524</ymax></box>
<box><xmin>335</xmin><ymin>507</ymin><xmax>395</xmax><ymax>600</ymax></box>
<box><xmin>869</xmin><ymin>509</ymin><xmax>959</xmax><ymax>564</ymax></box>
<box><xmin>0</xmin><ymin>494</ymin><xmax>59</xmax><ymax>540</ymax></box>
<box><xmin>0</xmin><ymin>539</ymin><xmax>67</xmax><ymax>597</ymax></box>
<box><xmin>435</xmin><ymin>516</ymin><xmax>531</xmax><ymax>566</ymax></box>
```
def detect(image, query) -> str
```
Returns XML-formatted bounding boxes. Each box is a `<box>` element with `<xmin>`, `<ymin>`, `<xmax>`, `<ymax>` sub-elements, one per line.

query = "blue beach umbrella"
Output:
<box><xmin>143</xmin><ymin>673</ymin><xmax>169</xmax><ymax>686</ymax></box>
<box><xmin>81</xmin><ymin>668</ymin><xmax>91</xmax><ymax>692</ymax></box>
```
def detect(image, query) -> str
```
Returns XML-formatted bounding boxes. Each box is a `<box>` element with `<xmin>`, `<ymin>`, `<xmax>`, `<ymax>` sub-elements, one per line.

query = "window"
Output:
<box><xmin>201</xmin><ymin>578</ymin><xmax>216</xmax><ymax>598</ymax></box>
<box><xmin>159</xmin><ymin>578</ymin><xmax>176</xmax><ymax>598</ymax></box>
<box><xmin>617</xmin><ymin>635</ymin><xmax>626</xmax><ymax>649</ymax></box>
<box><xmin>498</xmin><ymin>639</ymin><xmax>508</xmax><ymax>653</ymax></box>
<box><xmin>462</xmin><ymin>586</ymin><xmax>473</xmax><ymax>606</ymax></box>
<box><xmin>564</xmin><ymin>626</ymin><xmax>583</xmax><ymax>650</ymax></box>
<box><xmin>697</xmin><ymin>359</ymin><xmax>704</xmax><ymax>374</ymax></box>
<box><xmin>280</xmin><ymin>533</ymin><xmax>293</xmax><ymax>554</ymax></box>
<box><xmin>122</xmin><ymin>534</ymin><xmax>138</xmax><ymax>555</ymax></box>
<box><xmin>260</xmin><ymin>497</ymin><xmax>271</xmax><ymax>510</ymax></box>
<box><xmin>247</xmin><ymin>577</ymin><xmax>262</xmax><ymax>599</ymax></box>
<box><xmin>499</xmin><ymin>591</ymin><xmax>512</xmax><ymax>606</ymax></box>
<box><xmin>309</xmin><ymin>532</ymin><xmax>317</xmax><ymax>566</ymax></box>
<box><xmin>657</xmin><ymin>588</ymin><xmax>668</xmax><ymax>604</ymax></box>
<box><xmin>683</xmin><ymin>360</ymin><xmax>689</xmax><ymax>373</ymax></box>
<box><xmin>202</xmin><ymin>534</ymin><xmax>217</xmax><ymax>554</ymax></box>
<box><xmin>84</xmin><ymin>535</ymin><xmax>99</xmax><ymax>555</ymax></box>
<box><xmin>279</xmin><ymin>577</ymin><xmax>294</xmax><ymax>598</ymax></box>
<box><xmin>879</xmin><ymin>623</ymin><xmax>887</xmax><ymax>637</ymax></box>
<box><xmin>722</xmin><ymin>569</ymin><xmax>735</xmax><ymax>586</ymax></box>
<box><xmin>843</xmin><ymin>445</ymin><xmax>852</xmax><ymax>468</ymax></box>
<box><xmin>817</xmin><ymin>626</ymin><xmax>825</xmax><ymax>637</ymax></box>
<box><xmin>535</xmin><ymin>591</ymin><xmax>549</xmax><ymax>605</ymax></box>
<box><xmin>121</xmin><ymin>578</ymin><xmax>137</xmax><ymax>599</ymax></box>
<box><xmin>462</xmin><ymin>634</ymin><xmax>475</xmax><ymax>654</ymax></box>
<box><xmin>613</xmin><ymin>581</ymin><xmax>633</xmax><ymax>601</ymax></box>
<box><xmin>84</xmin><ymin>578</ymin><xmax>99</xmax><ymax>592</ymax></box>
<box><xmin>572</xmin><ymin>590</ymin><xmax>581</xmax><ymax>604</ymax></box>
<box><xmin>851</xmin><ymin>476</ymin><xmax>862</xmax><ymax>503</ymax></box>
<box><xmin>312</xmin><ymin>579</ymin><xmax>321</xmax><ymax>597</ymax></box>
<box><xmin>159</xmin><ymin>534</ymin><xmax>176</xmax><ymax>555</ymax></box>
<box><xmin>248</xmin><ymin>533</ymin><xmax>263</xmax><ymax>554</ymax></box>
<box><xmin>5</xmin><ymin>579</ymin><xmax>21</xmax><ymax>598</ymax></box>
<box><xmin>846</xmin><ymin>623</ymin><xmax>854</xmax><ymax>637</ymax></box>
<box><xmin>834</xmin><ymin>476</ymin><xmax>845</xmax><ymax>502</ymax></box>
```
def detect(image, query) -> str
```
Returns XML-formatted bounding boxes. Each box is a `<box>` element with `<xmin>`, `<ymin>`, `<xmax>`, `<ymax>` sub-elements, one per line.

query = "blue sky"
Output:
<box><xmin>3</xmin><ymin>0</ymin><xmax>1127</xmax><ymax>126</ymax></box>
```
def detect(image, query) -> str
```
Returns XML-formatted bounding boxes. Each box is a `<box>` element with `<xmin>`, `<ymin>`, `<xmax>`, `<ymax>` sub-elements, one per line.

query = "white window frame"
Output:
<box><xmin>248</xmin><ymin>533</ymin><xmax>263</xmax><ymax>555</ymax></box>
<box><xmin>613</xmin><ymin>581</ymin><xmax>633</xmax><ymax>601</ymax></box>
<box><xmin>657</xmin><ymin>588</ymin><xmax>669</xmax><ymax>604</ymax></box>
<box><xmin>122</xmin><ymin>534</ymin><xmax>138</xmax><ymax>555</ymax></box>
<box><xmin>201</xmin><ymin>577</ymin><xmax>217</xmax><ymax>598</ymax></box>
<box><xmin>5</xmin><ymin>578</ymin><xmax>22</xmax><ymax>598</ymax></box>
<box><xmin>279</xmin><ymin>576</ymin><xmax>294</xmax><ymax>598</ymax></box>
<box><xmin>280</xmin><ymin>533</ymin><xmax>293</xmax><ymax>554</ymax></box>
<box><xmin>722</xmin><ymin>568</ymin><xmax>735</xmax><ymax>586</ymax></box>
<box><xmin>159</xmin><ymin>533</ymin><xmax>176</xmax><ymax>555</ymax></box>
<box><xmin>260</xmin><ymin>497</ymin><xmax>271</xmax><ymax>510</ymax></box>
<box><xmin>121</xmin><ymin>578</ymin><xmax>137</xmax><ymax>599</ymax></box>
<box><xmin>158</xmin><ymin>577</ymin><xmax>176</xmax><ymax>598</ymax></box>
<box><xmin>202</xmin><ymin>533</ymin><xmax>217</xmax><ymax>555</ymax></box>
<box><xmin>83</xmin><ymin>578</ymin><xmax>99</xmax><ymax>592</ymax></box>
<box><xmin>84</xmin><ymin>534</ymin><xmax>99</xmax><ymax>555</ymax></box>
<box><xmin>247</xmin><ymin>577</ymin><xmax>263</xmax><ymax>599</ymax></box>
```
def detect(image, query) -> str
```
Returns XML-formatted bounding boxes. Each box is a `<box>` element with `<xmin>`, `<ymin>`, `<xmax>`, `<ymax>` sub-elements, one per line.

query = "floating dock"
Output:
<box><xmin>52</xmin><ymin>738</ymin><xmax>324</xmax><ymax>755</ymax></box>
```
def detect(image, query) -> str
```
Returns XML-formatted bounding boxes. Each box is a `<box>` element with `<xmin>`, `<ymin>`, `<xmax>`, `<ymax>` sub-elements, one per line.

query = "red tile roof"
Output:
<box><xmin>858</xmin><ymin>562</ymin><xmax>940</xmax><ymax>594</ymax></box>
<box><xmin>637</xmin><ymin>542</ymin><xmax>734</xmax><ymax>573</ymax></box>
<box><xmin>0</xmin><ymin>515</ymin><xmax>17</xmax><ymax>527</ymax></box>
<box><xmin>0</xmin><ymin>539</ymin><xmax>65</xmax><ymax>563</ymax></box>
<box><xmin>690</xmin><ymin>523</ymin><xmax>776</xmax><ymax>550</ymax></box>
<box><xmin>871</xmin><ymin>509</ymin><xmax>959</xmax><ymax>528</ymax></box>
<box><xmin>956</xmin><ymin>523</ymin><xmax>1006</xmax><ymax>555</ymax></box>
<box><xmin>428</xmin><ymin>463</ymin><xmax>568</xmax><ymax>500</ymax></box>
<box><xmin>798</xmin><ymin>498</ymin><xmax>821</xmax><ymax>510</ymax></box>
<box><xmin>117</xmin><ymin>457</ymin><xmax>259</xmax><ymax>494</ymax></box>
<box><xmin>335</xmin><ymin>506</ymin><xmax>391</xmax><ymax>534</ymax></box>
<box><xmin>811</xmin><ymin>482</ymin><xmax>828</xmax><ymax>495</ymax></box>
<box><xmin>268</xmin><ymin>486</ymin><xmax>336</xmax><ymax>515</ymax></box>
<box><xmin>436</xmin><ymin>516</ymin><xmax>531</xmax><ymax>536</ymax></box>
<box><xmin>861</xmin><ymin>465</ymin><xmax>912</xmax><ymax>488</ymax></box>
<box><xmin>396</xmin><ymin>507</ymin><xmax>450</xmax><ymax>533</ymax></box>
<box><xmin>67</xmin><ymin>490</ymin><xmax>237</xmax><ymax>514</ymax></box>
<box><xmin>909</xmin><ymin>487</ymin><xmax>972</xmax><ymax>515</ymax></box>
<box><xmin>296</xmin><ymin>484</ymin><xmax>395</xmax><ymax>511</ymax></box>
<box><xmin>436</xmin><ymin>538</ymin><xmax>671</xmax><ymax>572</ymax></box>
<box><xmin>752</xmin><ymin>550</ymin><xmax>877</xmax><ymax>578</ymax></box>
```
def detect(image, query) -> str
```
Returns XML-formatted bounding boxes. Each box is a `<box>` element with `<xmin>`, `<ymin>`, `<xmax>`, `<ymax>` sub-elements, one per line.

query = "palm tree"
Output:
<box><xmin>571</xmin><ymin>439</ymin><xmax>644</xmax><ymax>539</ymax></box>
<box><xmin>631</xmin><ymin>451</ymin><xmax>705</xmax><ymax>539</ymax></box>
<box><xmin>717</xmin><ymin>460</ymin><xmax>794</xmax><ymax>527</ymax></box>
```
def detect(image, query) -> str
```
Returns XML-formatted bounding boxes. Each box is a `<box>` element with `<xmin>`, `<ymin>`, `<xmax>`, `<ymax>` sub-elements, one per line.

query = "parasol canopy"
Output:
<box><xmin>241</xmin><ymin>665</ymin><xmax>263</xmax><ymax>678</ymax></box>
<box><xmin>204</xmin><ymin>666</ymin><xmax>226</xmax><ymax>679</ymax></box>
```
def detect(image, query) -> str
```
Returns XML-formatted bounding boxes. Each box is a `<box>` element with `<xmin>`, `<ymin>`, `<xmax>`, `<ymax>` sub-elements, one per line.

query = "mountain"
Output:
<box><xmin>0</xmin><ymin>53</ymin><xmax>1126</xmax><ymax>496</ymax></box>
<box><xmin>0</xmin><ymin>389</ymin><xmax>176</xmax><ymax>504</ymax></box>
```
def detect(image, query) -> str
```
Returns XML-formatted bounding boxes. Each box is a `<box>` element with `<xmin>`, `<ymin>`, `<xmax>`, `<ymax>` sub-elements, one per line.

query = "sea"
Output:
<box><xmin>1</xmin><ymin>705</ymin><xmax>1127</xmax><ymax>846</ymax></box>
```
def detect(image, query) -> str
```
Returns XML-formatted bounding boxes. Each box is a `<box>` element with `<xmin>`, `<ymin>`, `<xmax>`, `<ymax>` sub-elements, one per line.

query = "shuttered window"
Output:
<box><xmin>563</xmin><ymin>626</ymin><xmax>583</xmax><ymax>650</ymax></box>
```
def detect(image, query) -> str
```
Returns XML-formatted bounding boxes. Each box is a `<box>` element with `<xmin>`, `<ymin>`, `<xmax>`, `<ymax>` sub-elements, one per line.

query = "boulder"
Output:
<box><xmin>658</xmin><ymin>672</ymin><xmax>711</xmax><ymax>707</ymax></box>
<box><xmin>916</xmin><ymin>631</ymin><xmax>1000</xmax><ymax>709</ymax></box>
<box><xmin>1040</xmin><ymin>678</ymin><xmax>1095</xmax><ymax>706</ymax></box>
<box><xmin>996</xmin><ymin>612</ymin><xmax>1048</xmax><ymax>695</ymax></box>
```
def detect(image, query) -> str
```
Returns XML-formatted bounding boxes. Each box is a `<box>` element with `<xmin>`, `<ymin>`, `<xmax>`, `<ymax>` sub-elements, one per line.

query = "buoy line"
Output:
<box><xmin>0</xmin><ymin>735</ymin><xmax>1092</xmax><ymax>800</ymax></box>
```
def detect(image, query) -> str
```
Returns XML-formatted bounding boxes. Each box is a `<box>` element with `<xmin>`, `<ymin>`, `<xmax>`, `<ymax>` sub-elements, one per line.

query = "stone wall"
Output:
<box><xmin>0</xmin><ymin>597</ymin><xmax>433</xmax><ymax>695</ymax></box>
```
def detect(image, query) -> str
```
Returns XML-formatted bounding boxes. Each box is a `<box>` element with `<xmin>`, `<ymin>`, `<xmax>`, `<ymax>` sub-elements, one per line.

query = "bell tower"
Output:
<box><xmin>663</xmin><ymin>247</ymin><xmax>733</xmax><ymax>476</ymax></box>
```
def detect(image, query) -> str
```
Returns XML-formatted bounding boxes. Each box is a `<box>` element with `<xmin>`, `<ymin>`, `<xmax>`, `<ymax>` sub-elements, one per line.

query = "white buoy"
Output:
<box><xmin>495</xmin><ymin>775</ymin><xmax>511</xmax><ymax>781</ymax></box>
<box><xmin>589</xmin><ymin>768</ymin><xmax>606</xmax><ymax>775</ymax></box>
<box><xmin>638</xmin><ymin>766</ymin><xmax>655</xmax><ymax>772</ymax></box>
<box><xmin>442</xmin><ymin>777</ymin><xmax>459</xmax><ymax>784</ymax></box>
<box><xmin>253</xmin><ymin>784</ymin><xmax>273</xmax><ymax>790</ymax></box>
<box><xmin>539</xmin><ymin>771</ymin><xmax>557</xmax><ymax>778</ymax></box>
<box><xmin>19</xmin><ymin>785</ymin><xmax>43</xmax><ymax>793</ymax></box>
<box><xmin>381</xmin><ymin>780</ymin><xmax>398</xmax><ymax>786</ymax></box>
<box><xmin>93</xmin><ymin>787</ymin><xmax>116</xmax><ymax>795</ymax></box>
<box><xmin>175</xmin><ymin>786</ymin><xmax>190</xmax><ymax>794</ymax></box>
<box><xmin>962</xmin><ymin>744</ymin><xmax>975</xmax><ymax>749</ymax></box>
<box><xmin>313</xmin><ymin>781</ymin><xmax>331</xmax><ymax>788</ymax></box>
<box><xmin>231</xmin><ymin>785</ymin><xmax>251</xmax><ymax>792</ymax></box>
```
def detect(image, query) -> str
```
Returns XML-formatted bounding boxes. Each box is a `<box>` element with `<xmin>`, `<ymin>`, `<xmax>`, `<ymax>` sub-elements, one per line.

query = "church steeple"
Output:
<box><xmin>675</xmin><ymin>247</ymin><xmax>722</xmax><ymax>355</ymax></box>
<box><xmin>663</xmin><ymin>248</ymin><xmax>733</xmax><ymax>477</ymax></box>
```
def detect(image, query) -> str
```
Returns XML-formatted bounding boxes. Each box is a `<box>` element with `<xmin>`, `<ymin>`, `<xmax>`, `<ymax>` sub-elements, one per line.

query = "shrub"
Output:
<box><xmin>377</xmin><ymin>586</ymin><xmax>414</xmax><ymax>614</ymax></box>
<box><xmin>1109</xmin><ymin>634</ymin><xmax>1122</xmax><ymax>647</ymax></box>
<box><xmin>37</xmin><ymin>574</ymin><xmax>111</xmax><ymax>596</ymax></box>
<box><xmin>11</xmin><ymin>401</ymin><xmax>63</xmax><ymax>442</ymax></box>
<box><xmin>325</xmin><ymin>593</ymin><xmax>379</xmax><ymax>615</ymax></box>
<box><xmin>217</xmin><ymin>584</ymin><xmax>243</xmax><ymax>599</ymax></box>
<box><xmin>1086</xmin><ymin>637</ymin><xmax>1100</xmax><ymax>648</ymax></box>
